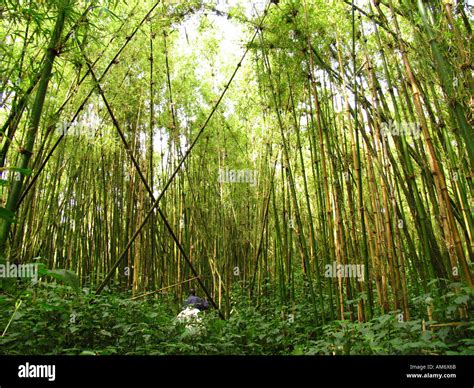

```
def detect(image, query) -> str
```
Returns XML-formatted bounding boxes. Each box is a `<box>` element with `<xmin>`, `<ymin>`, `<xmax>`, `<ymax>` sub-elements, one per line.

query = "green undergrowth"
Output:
<box><xmin>0</xmin><ymin>279</ymin><xmax>472</xmax><ymax>355</ymax></box>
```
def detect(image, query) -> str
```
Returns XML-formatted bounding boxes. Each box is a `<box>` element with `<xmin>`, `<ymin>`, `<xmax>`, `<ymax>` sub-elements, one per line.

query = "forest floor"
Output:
<box><xmin>1</xmin><ymin>280</ymin><xmax>472</xmax><ymax>356</ymax></box>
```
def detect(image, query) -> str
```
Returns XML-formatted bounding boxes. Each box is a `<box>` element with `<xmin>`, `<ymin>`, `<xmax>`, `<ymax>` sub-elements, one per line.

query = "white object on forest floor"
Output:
<box><xmin>176</xmin><ymin>307</ymin><xmax>205</xmax><ymax>336</ymax></box>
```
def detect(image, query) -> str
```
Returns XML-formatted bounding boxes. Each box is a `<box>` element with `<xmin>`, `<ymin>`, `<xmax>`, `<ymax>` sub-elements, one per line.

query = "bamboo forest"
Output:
<box><xmin>0</xmin><ymin>0</ymin><xmax>473</xmax><ymax>357</ymax></box>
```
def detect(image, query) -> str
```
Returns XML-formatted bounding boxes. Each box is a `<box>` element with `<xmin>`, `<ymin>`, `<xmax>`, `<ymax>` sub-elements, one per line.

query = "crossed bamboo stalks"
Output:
<box><xmin>16</xmin><ymin>0</ymin><xmax>272</xmax><ymax>320</ymax></box>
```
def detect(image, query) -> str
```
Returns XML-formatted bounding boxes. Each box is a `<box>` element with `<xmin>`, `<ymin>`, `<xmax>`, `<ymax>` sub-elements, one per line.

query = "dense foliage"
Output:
<box><xmin>1</xmin><ymin>274</ymin><xmax>472</xmax><ymax>355</ymax></box>
<box><xmin>0</xmin><ymin>0</ymin><xmax>473</xmax><ymax>355</ymax></box>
